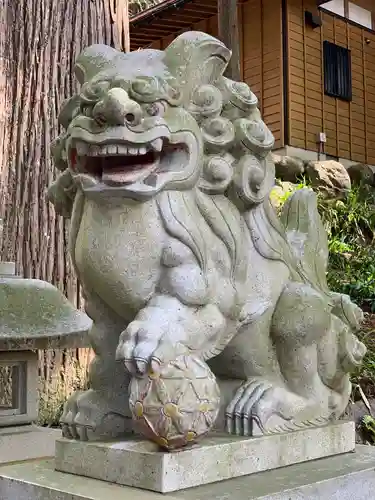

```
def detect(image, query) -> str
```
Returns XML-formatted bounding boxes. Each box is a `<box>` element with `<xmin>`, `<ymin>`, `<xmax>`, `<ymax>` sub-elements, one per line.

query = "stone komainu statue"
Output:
<box><xmin>48</xmin><ymin>31</ymin><xmax>365</xmax><ymax>441</ymax></box>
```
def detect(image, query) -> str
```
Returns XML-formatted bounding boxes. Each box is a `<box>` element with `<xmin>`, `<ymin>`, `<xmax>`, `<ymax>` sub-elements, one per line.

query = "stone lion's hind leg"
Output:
<box><xmin>218</xmin><ymin>311</ymin><xmax>291</xmax><ymax>436</ymax></box>
<box><xmin>272</xmin><ymin>282</ymin><xmax>333</xmax><ymax>400</ymax></box>
<box><xmin>255</xmin><ymin>281</ymin><xmax>341</xmax><ymax>432</ymax></box>
<box><xmin>225</xmin><ymin>282</ymin><xmax>340</xmax><ymax>435</ymax></box>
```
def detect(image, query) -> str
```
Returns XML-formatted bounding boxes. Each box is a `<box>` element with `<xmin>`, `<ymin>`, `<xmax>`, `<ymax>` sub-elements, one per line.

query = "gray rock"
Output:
<box><xmin>272</xmin><ymin>154</ymin><xmax>305</xmax><ymax>182</ymax></box>
<box><xmin>347</xmin><ymin>163</ymin><xmax>375</xmax><ymax>187</ymax></box>
<box><xmin>306</xmin><ymin>160</ymin><xmax>351</xmax><ymax>198</ymax></box>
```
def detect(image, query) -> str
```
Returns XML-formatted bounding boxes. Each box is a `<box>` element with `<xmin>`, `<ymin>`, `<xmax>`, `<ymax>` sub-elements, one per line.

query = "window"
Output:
<box><xmin>323</xmin><ymin>41</ymin><xmax>352</xmax><ymax>101</ymax></box>
<box><xmin>322</xmin><ymin>0</ymin><xmax>345</xmax><ymax>17</ymax></box>
<box><xmin>320</xmin><ymin>0</ymin><xmax>373</xmax><ymax>30</ymax></box>
<box><xmin>348</xmin><ymin>3</ymin><xmax>372</xmax><ymax>29</ymax></box>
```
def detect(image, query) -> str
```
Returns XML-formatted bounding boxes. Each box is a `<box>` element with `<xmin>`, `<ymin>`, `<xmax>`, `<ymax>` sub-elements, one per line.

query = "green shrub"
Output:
<box><xmin>319</xmin><ymin>186</ymin><xmax>375</xmax><ymax>312</ymax></box>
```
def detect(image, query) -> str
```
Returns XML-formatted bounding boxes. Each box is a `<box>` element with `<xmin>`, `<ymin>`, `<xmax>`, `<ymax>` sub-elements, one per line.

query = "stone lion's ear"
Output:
<box><xmin>163</xmin><ymin>31</ymin><xmax>231</xmax><ymax>104</ymax></box>
<box><xmin>74</xmin><ymin>44</ymin><xmax>120</xmax><ymax>84</ymax></box>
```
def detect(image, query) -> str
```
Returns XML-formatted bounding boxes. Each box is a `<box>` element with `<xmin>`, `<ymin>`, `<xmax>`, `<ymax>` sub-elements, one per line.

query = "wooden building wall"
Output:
<box><xmin>135</xmin><ymin>0</ymin><xmax>284</xmax><ymax>148</ymax></box>
<box><xmin>242</xmin><ymin>0</ymin><xmax>284</xmax><ymax>148</ymax></box>
<box><xmin>287</xmin><ymin>0</ymin><xmax>375</xmax><ymax>164</ymax></box>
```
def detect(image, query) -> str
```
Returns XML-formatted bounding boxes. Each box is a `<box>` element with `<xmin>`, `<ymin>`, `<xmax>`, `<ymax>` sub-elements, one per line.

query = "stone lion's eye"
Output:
<box><xmin>146</xmin><ymin>102</ymin><xmax>164</xmax><ymax>117</ymax></box>
<box><xmin>96</xmin><ymin>81</ymin><xmax>110</xmax><ymax>92</ymax></box>
<box><xmin>132</xmin><ymin>77</ymin><xmax>159</xmax><ymax>97</ymax></box>
<box><xmin>132</xmin><ymin>78</ymin><xmax>149</xmax><ymax>95</ymax></box>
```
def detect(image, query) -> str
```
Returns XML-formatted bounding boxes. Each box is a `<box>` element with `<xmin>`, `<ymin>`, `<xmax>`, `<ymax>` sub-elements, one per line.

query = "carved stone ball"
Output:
<box><xmin>129</xmin><ymin>355</ymin><xmax>221</xmax><ymax>451</ymax></box>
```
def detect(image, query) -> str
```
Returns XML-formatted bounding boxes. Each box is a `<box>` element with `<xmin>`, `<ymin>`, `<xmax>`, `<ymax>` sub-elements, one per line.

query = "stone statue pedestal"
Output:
<box><xmin>54</xmin><ymin>421</ymin><xmax>354</xmax><ymax>493</ymax></box>
<box><xmin>3</xmin><ymin>442</ymin><xmax>375</xmax><ymax>500</ymax></box>
<box><xmin>3</xmin><ymin>421</ymin><xmax>374</xmax><ymax>499</ymax></box>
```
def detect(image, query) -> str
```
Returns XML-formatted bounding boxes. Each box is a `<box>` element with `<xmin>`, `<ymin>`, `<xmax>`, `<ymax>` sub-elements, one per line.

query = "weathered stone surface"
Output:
<box><xmin>306</xmin><ymin>160</ymin><xmax>351</xmax><ymax>197</ymax></box>
<box><xmin>272</xmin><ymin>154</ymin><xmax>305</xmax><ymax>182</ymax></box>
<box><xmin>3</xmin><ymin>442</ymin><xmax>375</xmax><ymax>499</ymax></box>
<box><xmin>55</xmin><ymin>422</ymin><xmax>355</xmax><ymax>493</ymax></box>
<box><xmin>48</xmin><ymin>31</ymin><xmax>365</xmax><ymax>451</ymax></box>
<box><xmin>178</xmin><ymin>443</ymin><xmax>375</xmax><ymax>500</ymax></box>
<box><xmin>0</xmin><ymin>425</ymin><xmax>61</xmax><ymax>464</ymax></box>
<box><xmin>0</xmin><ymin>277</ymin><xmax>91</xmax><ymax>351</ymax></box>
<box><xmin>346</xmin><ymin>163</ymin><xmax>375</xmax><ymax>186</ymax></box>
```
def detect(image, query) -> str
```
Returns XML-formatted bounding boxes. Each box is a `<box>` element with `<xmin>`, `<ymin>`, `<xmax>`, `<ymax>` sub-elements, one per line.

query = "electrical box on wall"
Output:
<box><xmin>318</xmin><ymin>132</ymin><xmax>327</xmax><ymax>143</ymax></box>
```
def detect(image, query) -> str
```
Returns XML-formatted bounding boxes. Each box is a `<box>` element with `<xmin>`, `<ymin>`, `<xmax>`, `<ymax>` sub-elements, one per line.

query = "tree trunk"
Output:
<box><xmin>0</xmin><ymin>0</ymin><xmax>129</xmax><ymax>418</ymax></box>
<box><xmin>0</xmin><ymin>0</ymin><xmax>130</xmax><ymax>298</ymax></box>
<box><xmin>218</xmin><ymin>0</ymin><xmax>241</xmax><ymax>81</ymax></box>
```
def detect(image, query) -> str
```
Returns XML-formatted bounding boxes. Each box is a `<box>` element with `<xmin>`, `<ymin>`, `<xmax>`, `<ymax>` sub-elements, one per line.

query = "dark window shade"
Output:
<box><xmin>323</xmin><ymin>41</ymin><xmax>352</xmax><ymax>101</ymax></box>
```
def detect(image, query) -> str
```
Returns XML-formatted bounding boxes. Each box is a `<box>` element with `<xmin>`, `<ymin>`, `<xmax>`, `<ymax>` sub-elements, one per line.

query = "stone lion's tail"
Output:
<box><xmin>279</xmin><ymin>187</ymin><xmax>331</xmax><ymax>297</ymax></box>
<box><xmin>245</xmin><ymin>188</ymin><xmax>330</xmax><ymax>296</ymax></box>
<box><xmin>281</xmin><ymin>189</ymin><xmax>366</xmax><ymax>377</ymax></box>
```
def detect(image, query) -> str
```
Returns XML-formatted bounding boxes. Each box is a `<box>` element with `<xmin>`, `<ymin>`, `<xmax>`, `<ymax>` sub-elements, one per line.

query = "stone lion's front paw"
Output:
<box><xmin>116</xmin><ymin>320</ymin><xmax>188</xmax><ymax>375</ymax></box>
<box><xmin>60</xmin><ymin>389</ymin><xmax>130</xmax><ymax>441</ymax></box>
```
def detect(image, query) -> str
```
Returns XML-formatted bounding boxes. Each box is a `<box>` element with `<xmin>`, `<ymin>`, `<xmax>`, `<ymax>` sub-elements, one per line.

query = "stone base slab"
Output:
<box><xmin>2</xmin><ymin>444</ymin><xmax>375</xmax><ymax>499</ymax></box>
<box><xmin>0</xmin><ymin>425</ymin><xmax>61</xmax><ymax>465</ymax></box>
<box><xmin>55</xmin><ymin>421</ymin><xmax>354</xmax><ymax>493</ymax></box>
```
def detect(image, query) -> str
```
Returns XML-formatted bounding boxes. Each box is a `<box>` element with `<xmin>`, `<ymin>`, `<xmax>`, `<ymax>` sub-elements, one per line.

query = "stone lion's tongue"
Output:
<box><xmin>100</xmin><ymin>153</ymin><xmax>156</xmax><ymax>184</ymax></box>
<box><xmin>102</xmin><ymin>166</ymin><xmax>145</xmax><ymax>184</ymax></box>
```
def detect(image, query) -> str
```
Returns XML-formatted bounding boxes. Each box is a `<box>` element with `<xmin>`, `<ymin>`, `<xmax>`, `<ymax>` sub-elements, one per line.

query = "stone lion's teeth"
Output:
<box><xmin>151</xmin><ymin>138</ymin><xmax>163</xmax><ymax>152</ymax></box>
<box><xmin>96</xmin><ymin>145</ymin><xmax>108</xmax><ymax>156</ymax></box>
<box><xmin>89</xmin><ymin>145</ymin><xmax>100</xmax><ymax>156</ymax></box>
<box><xmin>76</xmin><ymin>142</ymin><xmax>89</xmax><ymax>156</ymax></box>
<box><xmin>116</xmin><ymin>145</ymin><xmax>128</xmax><ymax>155</ymax></box>
<box><xmin>85</xmin><ymin>144</ymin><xmax>151</xmax><ymax>156</ymax></box>
<box><xmin>107</xmin><ymin>145</ymin><xmax>117</xmax><ymax>155</ymax></box>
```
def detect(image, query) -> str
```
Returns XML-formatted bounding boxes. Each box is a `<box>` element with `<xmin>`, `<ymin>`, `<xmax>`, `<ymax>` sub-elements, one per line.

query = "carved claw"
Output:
<box><xmin>60</xmin><ymin>389</ymin><xmax>130</xmax><ymax>441</ymax></box>
<box><xmin>225</xmin><ymin>379</ymin><xmax>310</xmax><ymax>436</ymax></box>
<box><xmin>226</xmin><ymin>379</ymin><xmax>273</xmax><ymax>436</ymax></box>
<box><xmin>116</xmin><ymin>320</ymin><xmax>189</xmax><ymax>374</ymax></box>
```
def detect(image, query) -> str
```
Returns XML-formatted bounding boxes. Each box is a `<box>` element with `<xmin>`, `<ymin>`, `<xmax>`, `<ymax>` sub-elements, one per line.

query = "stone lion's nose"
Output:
<box><xmin>93</xmin><ymin>88</ymin><xmax>142</xmax><ymax>126</ymax></box>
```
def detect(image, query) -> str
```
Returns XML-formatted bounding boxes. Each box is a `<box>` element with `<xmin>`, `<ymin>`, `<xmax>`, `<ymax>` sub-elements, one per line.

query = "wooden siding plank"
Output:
<box><xmin>286</xmin><ymin>0</ymin><xmax>373</xmax><ymax>161</ymax></box>
<box><xmin>242</xmin><ymin>0</ymin><xmax>283</xmax><ymax>148</ymax></box>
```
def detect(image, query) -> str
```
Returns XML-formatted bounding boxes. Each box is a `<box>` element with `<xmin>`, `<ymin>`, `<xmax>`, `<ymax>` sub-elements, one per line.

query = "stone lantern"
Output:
<box><xmin>0</xmin><ymin>262</ymin><xmax>91</xmax><ymax>428</ymax></box>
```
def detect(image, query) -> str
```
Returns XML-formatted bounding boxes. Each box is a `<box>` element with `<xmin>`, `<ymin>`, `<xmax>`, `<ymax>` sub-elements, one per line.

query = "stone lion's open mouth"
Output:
<box><xmin>70</xmin><ymin>138</ymin><xmax>187</xmax><ymax>186</ymax></box>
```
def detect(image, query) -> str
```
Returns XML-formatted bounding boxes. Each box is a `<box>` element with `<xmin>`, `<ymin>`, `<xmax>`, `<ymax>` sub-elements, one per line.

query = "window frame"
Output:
<box><xmin>323</xmin><ymin>40</ymin><xmax>353</xmax><ymax>102</ymax></box>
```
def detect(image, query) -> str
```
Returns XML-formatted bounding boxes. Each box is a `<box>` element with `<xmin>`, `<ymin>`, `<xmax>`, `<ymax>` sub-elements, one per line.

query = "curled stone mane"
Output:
<box><xmin>157</xmin><ymin>75</ymin><xmax>276</xmax><ymax>283</ymax></box>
